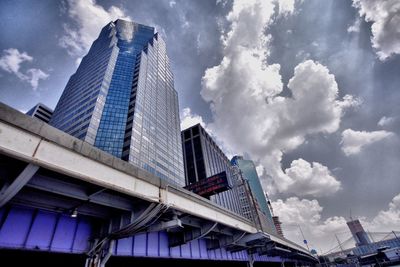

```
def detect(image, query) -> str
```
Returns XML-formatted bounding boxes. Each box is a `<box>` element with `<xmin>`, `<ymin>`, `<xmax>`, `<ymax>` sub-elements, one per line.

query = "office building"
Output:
<box><xmin>181</xmin><ymin>124</ymin><xmax>243</xmax><ymax>215</ymax></box>
<box><xmin>231</xmin><ymin>156</ymin><xmax>276</xmax><ymax>233</ymax></box>
<box><xmin>26</xmin><ymin>103</ymin><xmax>53</xmax><ymax>123</ymax></box>
<box><xmin>50</xmin><ymin>20</ymin><xmax>184</xmax><ymax>185</ymax></box>
<box><xmin>273</xmin><ymin>216</ymin><xmax>284</xmax><ymax>238</ymax></box>
<box><xmin>347</xmin><ymin>219</ymin><xmax>371</xmax><ymax>246</ymax></box>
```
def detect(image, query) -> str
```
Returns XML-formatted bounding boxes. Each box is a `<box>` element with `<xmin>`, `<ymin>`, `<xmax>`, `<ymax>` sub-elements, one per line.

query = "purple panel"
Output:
<box><xmin>170</xmin><ymin>244</ymin><xmax>181</xmax><ymax>258</ymax></box>
<box><xmin>147</xmin><ymin>232</ymin><xmax>159</xmax><ymax>257</ymax></box>
<box><xmin>215</xmin><ymin>248</ymin><xmax>223</xmax><ymax>259</ymax></box>
<box><xmin>180</xmin><ymin>242</ymin><xmax>191</xmax><ymax>258</ymax></box>
<box><xmin>190</xmin><ymin>239</ymin><xmax>200</xmax><ymax>259</ymax></box>
<box><xmin>72</xmin><ymin>220</ymin><xmax>91</xmax><ymax>252</ymax></box>
<box><xmin>220</xmin><ymin>247</ymin><xmax>228</xmax><ymax>260</ymax></box>
<box><xmin>51</xmin><ymin>215</ymin><xmax>77</xmax><ymax>252</ymax></box>
<box><xmin>0</xmin><ymin>207</ymin><xmax>33</xmax><ymax>248</ymax></box>
<box><xmin>208</xmin><ymin>248</ymin><xmax>216</xmax><ymax>259</ymax></box>
<box><xmin>116</xmin><ymin>237</ymin><xmax>133</xmax><ymax>256</ymax></box>
<box><xmin>198</xmin><ymin>239</ymin><xmax>208</xmax><ymax>259</ymax></box>
<box><xmin>133</xmin><ymin>233</ymin><xmax>146</xmax><ymax>256</ymax></box>
<box><xmin>232</xmin><ymin>252</ymin><xmax>238</xmax><ymax>260</ymax></box>
<box><xmin>159</xmin><ymin>232</ymin><xmax>169</xmax><ymax>257</ymax></box>
<box><xmin>26</xmin><ymin>210</ymin><xmax>57</xmax><ymax>249</ymax></box>
<box><xmin>223</xmin><ymin>247</ymin><xmax>232</xmax><ymax>260</ymax></box>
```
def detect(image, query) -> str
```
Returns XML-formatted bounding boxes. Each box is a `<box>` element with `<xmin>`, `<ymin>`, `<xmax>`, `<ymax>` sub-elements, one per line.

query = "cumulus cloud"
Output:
<box><xmin>0</xmin><ymin>48</ymin><xmax>49</xmax><ymax>90</ymax></box>
<box><xmin>366</xmin><ymin>193</ymin><xmax>400</xmax><ymax>231</ymax></box>
<box><xmin>347</xmin><ymin>17</ymin><xmax>361</xmax><ymax>33</ymax></box>
<box><xmin>0</xmin><ymin>48</ymin><xmax>32</xmax><ymax>77</ymax></box>
<box><xmin>352</xmin><ymin>0</ymin><xmax>400</xmax><ymax>60</ymax></box>
<box><xmin>201</xmin><ymin>0</ymin><xmax>359</xmax><ymax>197</ymax></box>
<box><xmin>26</xmin><ymin>69</ymin><xmax>49</xmax><ymax>90</ymax></box>
<box><xmin>272</xmin><ymin>194</ymin><xmax>400</xmax><ymax>253</ymax></box>
<box><xmin>59</xmin><ymin>0</ymin><xmax>131</xmax><ymax>56</ymax></box>
<box><xmin>378</xmin><ymin>116</ymin><xmax>395</xmax><ymax>127</ymax></box>
<box><xmin>341</xmin><ymin>129</ymin><xmax>394</xmax><ymax>156</ymax></box>
<box><xmin>284</xmin><ymin>159</ymin><xmax>341</xmax><ymax>197</ymax></box>
<box><xmin>272</xmin><ymin>197</ymin><xmax>348</xmax><ymax>253</ymax></box>
<box><xmin>169</xmin><ymin>1</ymin><xmax>176</xmax><ymax>8</ymax></box>
<box><xmin>276</xmin><ymin>0</ymin><xmax>297</xmax><ymax>16</ymax></box>
<box><xmin>180</xmin><ymin>107</ymin><xmax>207</xmax><ymax>130</ymax></box>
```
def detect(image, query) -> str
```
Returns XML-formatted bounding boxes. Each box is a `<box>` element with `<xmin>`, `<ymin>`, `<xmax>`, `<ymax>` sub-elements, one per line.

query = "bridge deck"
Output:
<box><xmin>0</xmin><ymin>103</ymin><xmax>315</xmax><ymax>264</ymax></box>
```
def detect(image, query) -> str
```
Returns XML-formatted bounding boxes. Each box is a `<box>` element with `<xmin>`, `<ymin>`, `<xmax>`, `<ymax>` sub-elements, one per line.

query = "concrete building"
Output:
<box><xmin>50</xmin><ymin>20</ymin><xmax>184</xmax><ymax>185</ymax></box>
<box><xmin>26</xmin><ymin>103</ymin><xmax>53</xmax><ymax>123</ymax></box>
<box><xmin>181</xmin><ymin>124</ymin><xmax>243</xmax><ymax>216</ymax></box>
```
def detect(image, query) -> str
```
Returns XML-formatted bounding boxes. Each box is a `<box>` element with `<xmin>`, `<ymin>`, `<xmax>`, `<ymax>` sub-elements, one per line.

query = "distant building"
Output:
<box><xmin>181</xmin><ymin>124</ymin><xmax>243</xmax><ymax>216</ymax></box>
<box><xmin>26</xmin><ymin>103</ymin><xmax>53</xmax><ymax>123</ymax></box>
<box><xmin>273</xmin><ymin>216</ymin><xmax>284</xmax><ymax>238</ymax></box>
<box><xmin>231</xmin><ymin>156</ymin><xmax>276</xmax><ymax>233</ymax></box>
<box><xmin>347</xmin><ymin>219</ymin><xmax>371</xmax><ymax>246</ymax></box>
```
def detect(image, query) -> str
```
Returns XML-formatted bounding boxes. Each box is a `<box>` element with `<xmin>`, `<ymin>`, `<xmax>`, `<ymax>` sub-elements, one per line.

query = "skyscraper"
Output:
<box><xmin>181</xmin><ymin>124</ymin><xmax>243</xmax><ymax>216</ymax></box>
<box><xmin>26</xmin><ymin>103</ymin><xmax>53</xmax><ymax>123</ymax></box>
<box><xmin>50</xmin><ymin>20</ymin><xmax>184</xmax><ymax>185</ymax></box>
<box><xmin>231</xmin><ymin>156</ymin><xmax>276</xmax><ymax>233</ymax></box>
<box><xmin>347</xmin><ymin>219</ymin><xmax>371</xmax><ymax>246</ymax></box>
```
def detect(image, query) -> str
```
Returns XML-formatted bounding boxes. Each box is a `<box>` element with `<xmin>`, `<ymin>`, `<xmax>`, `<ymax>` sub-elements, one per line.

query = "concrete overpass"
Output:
<box><xmin>0</xmin><ymin>103</ymin><xmax>316</xmax><ymax>266</ymax></box>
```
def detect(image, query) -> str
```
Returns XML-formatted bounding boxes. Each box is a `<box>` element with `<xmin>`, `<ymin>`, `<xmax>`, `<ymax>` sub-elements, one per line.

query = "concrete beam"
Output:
<box><xmin>0</xmin><ymin>103</ymin><xmax>313</xmax><ymax>257</ymax></box>
<box><xmin>0</xmin><ymin>163</ymin><xmax>39</xmax><ymax>207</ymax></box>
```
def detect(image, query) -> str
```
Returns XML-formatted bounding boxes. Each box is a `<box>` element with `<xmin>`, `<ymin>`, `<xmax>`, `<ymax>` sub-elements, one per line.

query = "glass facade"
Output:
<box><xmin>182</xmin><ymin>124</ymin><xmax>243</xmax><ymax>216</ymax></box>
<box><xmin>231</xmin><ymin>156</ymin><xmax>276</xmax><ymax>232</ymax></box>
<box><xmin>50</xmin><ymin>19</ymin><xmax>184</xmax><ymax>185</ymax></box>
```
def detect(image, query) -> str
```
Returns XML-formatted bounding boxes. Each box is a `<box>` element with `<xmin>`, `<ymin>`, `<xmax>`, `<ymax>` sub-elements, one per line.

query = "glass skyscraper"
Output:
<box><xmin>231</xmin><ymin>156</ymin><xmax>276</xmax><ymax>233</ymax></box>
<box><xmin>51</xmin><ymin>20</ymin><xmax>184</xmax><ymax>185</ymax></box>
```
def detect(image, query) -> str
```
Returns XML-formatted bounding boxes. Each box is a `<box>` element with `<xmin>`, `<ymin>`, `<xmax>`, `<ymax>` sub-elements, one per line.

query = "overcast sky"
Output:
<box><xmin>1</xmin><ymin>0</ymin><xmax>399</xmax><ymax>254</ymax></box>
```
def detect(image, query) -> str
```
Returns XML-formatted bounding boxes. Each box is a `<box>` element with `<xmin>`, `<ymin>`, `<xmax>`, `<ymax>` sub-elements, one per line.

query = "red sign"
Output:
<box><xmin>184</xmin><ymin>171</ymin><xmax>230</xmax><ymax>197</ymax></box>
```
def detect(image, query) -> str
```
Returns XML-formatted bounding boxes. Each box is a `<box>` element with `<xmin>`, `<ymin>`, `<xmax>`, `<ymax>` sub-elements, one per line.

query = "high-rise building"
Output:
<box><xmin>181</xmin><ymin>124</ymin><xmax>243</xmax><ymax>216</ymax></box>
<box><xmin>273</xmin><ymin>216</ymin><xmax>284</xmax><ymax>238</ymax></box>
<box><xmin>26</xmin><ymin>103</ymin><xmax>53</xmax><ymax>123</ymax></box>
<box><xmin>50</xmin><ymin>20</ymin><xmax>184</xmax><ymax>185</ymax></box>
<box><xmin>347</xmin><ymin>219</ymin><xmax>371</xmax><ymax>246</ymax></box>
<box><xmin>231</xmin><ymin>156</ymin><xmax>276</xmax><ymax>233</ymax></box>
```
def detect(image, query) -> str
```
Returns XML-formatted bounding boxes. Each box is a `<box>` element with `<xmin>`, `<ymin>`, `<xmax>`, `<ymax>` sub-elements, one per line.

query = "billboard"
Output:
<box><xmin>184</xmin><ymin>171</ymin><xmax>231</xmax><ymax>197</ymax></box>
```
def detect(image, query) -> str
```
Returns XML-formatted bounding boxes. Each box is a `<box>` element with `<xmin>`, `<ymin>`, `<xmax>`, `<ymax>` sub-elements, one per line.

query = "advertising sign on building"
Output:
<box><xmin>184</xmin><ymin>171</ymin><xmax>230</xmax><ymax>197</ymax></box>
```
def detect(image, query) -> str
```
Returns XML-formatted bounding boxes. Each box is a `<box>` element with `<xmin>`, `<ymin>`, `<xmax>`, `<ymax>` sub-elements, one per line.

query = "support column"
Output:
<box><xmin>0</xmin><ymin>163</ymin><xmax>39</xmax><ymax>207</ymax></box>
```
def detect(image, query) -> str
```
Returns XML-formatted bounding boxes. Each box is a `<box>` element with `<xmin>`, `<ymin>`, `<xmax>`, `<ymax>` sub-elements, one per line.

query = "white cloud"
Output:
<box><xmin>366</xmin><ymin>193</ymin><xmax>400</xmax><ymax>231</ymax></box>
<box><xmin>276</xmin><ymin>0</ymin><xmax>297</xmax><ymax>16</ymax></box>
<box><xmin>347</xmin><ymin>17</ymin><xmax>361</xmax><ymax>33</ymax></box>
<box><xmin>272</xmin><ymin>194</ymin><xmax>400</xmax><ymax>253</ymax></box>
<box><xmin>0</xmin><ymin>48</ymin><xmax>49</xmax><ymax>90</ymax></box>
<box><xmin>284</xmin><ymin>159</ymin><xmax>341</xmax><ymax>197</ymax></box>
<box><xmin>60</xmin><ymin>0</ymin><xmax>131</xmax><ymax>56</ymax></box>
<box><xmin>169</xmin><ymin>1</ymin><xmax>176</xmax><ymax>8</ymax></box>
<box><xmin>272</xmin><ymin>197</ymin><xmax>348</xmax><ymax>253</ymax></box>
<box><xmin>341</xmin><ymin>129</ymin><xmax>394</xmax><ymax>156</ymax></box>
<box><xmin>180</xmin><ymin>107</ymin><xmax>206</xmax><ymax>130</ymax></box>
<box><xmin>201</xmin><ymin>0</ymin><xmax>358</xmax><ymax>197</ymax></box>
<box><xmin>26</xmin><ymin>69</ymin><xmax>49</xmax><ymax>90</ymax></box>
<box><xmin>352</xmin><ymin>0</ymin><xmax>400</xmax><ymax>60</ymax></box>
<box><xmin>0</xmin><ymin>48</ymin><xmax>32</xmax><ymax>77</ymax></box>
<box><xmin>378</xmin><ymin>116</ymin><xmax>395</xmax><ymax>127</ymax></box>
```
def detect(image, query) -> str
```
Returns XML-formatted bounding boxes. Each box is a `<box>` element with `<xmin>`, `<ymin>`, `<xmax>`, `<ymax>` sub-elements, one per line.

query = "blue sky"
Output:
<box><xmin>1</xmin><ymin>0</ymin><xmax>400</xmax><ymax>253</ymax></box>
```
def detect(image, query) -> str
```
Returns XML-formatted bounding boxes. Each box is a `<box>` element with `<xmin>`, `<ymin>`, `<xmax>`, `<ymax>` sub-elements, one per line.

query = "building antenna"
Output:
<box><xmin>349</xmin><ymin>208</ymin><xmax>353</xmax><ymax>221</ymax></box>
